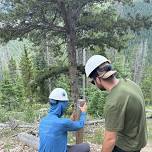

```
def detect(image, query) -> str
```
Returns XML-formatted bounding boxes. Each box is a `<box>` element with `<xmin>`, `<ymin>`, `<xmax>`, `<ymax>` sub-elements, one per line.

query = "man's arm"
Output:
<box><xmin>101</xmin><ymin>130</ymin><xmax>117</xmax><ymax>152</ymax></box>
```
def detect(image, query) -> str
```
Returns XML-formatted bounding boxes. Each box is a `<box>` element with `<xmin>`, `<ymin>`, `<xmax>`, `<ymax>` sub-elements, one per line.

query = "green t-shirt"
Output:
<box><xmin>104</xmin><ymin>79</ymin><xmax>147</xmax><ymax>151</ymax></box>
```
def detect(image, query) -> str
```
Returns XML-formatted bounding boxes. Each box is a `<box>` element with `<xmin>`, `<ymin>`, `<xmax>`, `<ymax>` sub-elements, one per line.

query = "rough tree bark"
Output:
<box><xmin>65</xmin><ymin>8</ymin><xmax>83</xmax><ymax>145</ymax></box>
<box><xmin>56</xmin><ymin>0</ymin><xmax>83</xmax><ymax>143</ymax></box>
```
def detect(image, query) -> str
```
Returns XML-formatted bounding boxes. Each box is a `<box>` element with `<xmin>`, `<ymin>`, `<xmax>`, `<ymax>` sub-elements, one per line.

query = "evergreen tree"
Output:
<box><xmin>0</xmin><ymin>0</ymin><xmax>152</xmax><ymax>143</ymax></box>
<box><xmin>20</xmin><ymin>46</ymin><xmax>33</xmax><ymax>101</ymax></box>
<box><xmin>8</xmin><ymin>56</ymin><xmax>17</xmax><ymax>82</ymax></box>
<box><xmin>0</xmin><ymin>73</ymin><xmax>19</xmax><ymax>111</ymax></box>
<box><xmin>1</xmin><ymin>0</ymin><xmax>151</xmax><ymax>110</ymax></box>
<box><xmin>141</xmin><ymin>66</ymin><xmax>152</xmax><ymax>105</ymax></box>
<box><xmin>33</xmin><ymin>49</ymin><xmax>49</xmax><ymax>103</ymax></box>
<box><xmin>0</xmin><ymin>59</ymin><xmax>3</xmax><ymax>81</ymax></box>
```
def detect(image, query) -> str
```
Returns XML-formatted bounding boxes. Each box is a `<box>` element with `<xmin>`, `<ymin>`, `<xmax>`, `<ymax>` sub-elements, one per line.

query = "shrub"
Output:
<box><xmin>85</xmin><ymin>84</ymin><xmax>107</xmax><ymax>118</ymax></box>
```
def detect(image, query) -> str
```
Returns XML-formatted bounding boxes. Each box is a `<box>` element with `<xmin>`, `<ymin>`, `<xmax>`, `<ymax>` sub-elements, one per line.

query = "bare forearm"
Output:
<box><xmin>101</xmin><ymin>139</ymin><xmax>115</xmax><ymax>152</ymax></box>
<box><xmin>101</xmin><ymin>130</ymin><xmax>116</xmax><ymax>152</ymax></box>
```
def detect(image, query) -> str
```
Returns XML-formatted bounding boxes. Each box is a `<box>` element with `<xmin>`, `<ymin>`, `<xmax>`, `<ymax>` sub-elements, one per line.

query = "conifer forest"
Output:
<box><xmin>0</xmin><ymin>0</ymin><xmax>152</xmax><ymax>151</ymax></box>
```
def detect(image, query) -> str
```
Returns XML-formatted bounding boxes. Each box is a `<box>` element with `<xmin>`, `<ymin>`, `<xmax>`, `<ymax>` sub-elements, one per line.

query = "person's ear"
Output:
<box><xmin>96</xmin><ymin>77</ymin><xmax>101</xmax><ymax>84</ymax></box>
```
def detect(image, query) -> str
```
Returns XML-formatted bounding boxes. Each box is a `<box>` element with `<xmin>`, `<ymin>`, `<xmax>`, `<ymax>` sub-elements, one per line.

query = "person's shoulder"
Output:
<box><xmin>108</xmin><ymin>80</ymin><xmax>128</xmax><ymax>100</ymax></box>
<box><xmin>39</xmin><ymin>115</ymin><xmax>47</xmax><ymax>122</ymax></box>
<box><xmin>106</xmin><ymin>80</ymin><xmax>130</xmax><ymax>107</ymax></box>
<box><xmin>124</xmin><ymin>79</ymin><xmax>142</xmax><ymax>93</ymax></box>
<box><xmin>124</xmin><ymin>78</ymin><xmax>139</xmax><ymax>87</ymax></box>
<box><xmin>117</xmin><ymin>78</ymin><xmax>139</xmax><ymax>93</ymax></box>
<box><xmin>60</xmin><ymin>118</ymin><xmax>71</xmax><ymax>124</ymax></box>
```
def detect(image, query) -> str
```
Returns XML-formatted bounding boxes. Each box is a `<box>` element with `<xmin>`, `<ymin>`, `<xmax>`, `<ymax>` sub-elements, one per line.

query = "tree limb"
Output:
<box><xmin>29</xmin><ymin>65</ymin><xmax>84</xmax><ymax>89</ymax></box>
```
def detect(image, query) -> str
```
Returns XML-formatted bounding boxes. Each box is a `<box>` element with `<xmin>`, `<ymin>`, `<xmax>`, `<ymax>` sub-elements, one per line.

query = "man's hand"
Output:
<box><xmin>79</xmin><ymin>102</ymin><xmax>87</xmax><ymax>112</ymax></box>
<box><xmin>101</xmin><ymin>130</ymin><xmax>116</xmax><ymax>152</ymax></box>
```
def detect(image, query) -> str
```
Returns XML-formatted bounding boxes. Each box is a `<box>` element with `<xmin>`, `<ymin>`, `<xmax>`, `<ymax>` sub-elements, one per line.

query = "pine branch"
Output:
<box><xmin>0</xmin><ymin>21</ymin><xmax>66</xmax><ymax>41</ymax></box>
<box><xmin>29</xmin><ymin>65</ymin><xmax>84</xmax><ymax>89</ymax></box>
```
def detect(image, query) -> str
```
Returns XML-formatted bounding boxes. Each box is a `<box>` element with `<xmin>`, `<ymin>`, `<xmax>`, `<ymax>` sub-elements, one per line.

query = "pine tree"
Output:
<box><xmin>141</xmin><ymin>66</ymin><xmax>152</xmax><ymax>105</ymax></box>
<box><xmin>33</xmin><ymin>49</ymin><xmax>49</xmax><ymax>103</ymax></box>
<box><xmin>1</xmin><ymin>0</ymin><xmax>151</xmax><ymax>111</ymax></box>
<box><xmin>8</xmin><ymin>57</ymin><xmax>17</xmax><ymax>82</ymax></box>
<box><xmin>0</xmin><ymin>59</ymin><xmax>3</xmax><ymax>81</ymax></box>
<box><xmin>0</xmin><ymin>73</ymin><xmax>19</xmax><ymax>111</ymax></box>
<box><xmin>20</xmin><ymin>46</ymin><xmax>33</xmax><ymax>101</ymax></box>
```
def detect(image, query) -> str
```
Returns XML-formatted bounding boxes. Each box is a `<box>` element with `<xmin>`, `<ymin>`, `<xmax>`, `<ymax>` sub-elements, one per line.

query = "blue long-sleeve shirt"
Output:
<box><xmin>39</xmin><ymin>112</ymin><xmax>86</xmax><ymax>152</ymax></box>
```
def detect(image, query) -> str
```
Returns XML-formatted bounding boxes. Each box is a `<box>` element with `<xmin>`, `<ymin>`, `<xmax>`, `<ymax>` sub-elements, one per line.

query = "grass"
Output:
<box><xmin>68</xmin><ymin>124</ymin><xmax>104</xmax><ymax>145</ymax></box>
<box><xmin>0</xmin><ymin>105</ymin><xmax>152</xmax><ymax>148</ymax></box>
<box><xmin>4</xmin><ymin>143</ymin><xmax>13</xmax><ymax>150</ymax></box>
<box><xmin>0</xmin><ymin>129</ymin><xmax>18</xmax><ymax>151</ymax></box>
<box><xmin>0</xmin><ymin>119</ymin><xmax>152</xmax><ymax>151</ymax></box>
<box><xmin>146</xmin><ymin>106</ymin><xmax>152</xmax><ymax>142</ymax></box>
<box><xmin>67</xmin><ymin>119</ymin><xmax>152</xmax><ymax>145</ymax></box>
<box><xmin>147</xmin><ymin>119</ymin><xmax>152</xmax><ymax>142</ymax></box>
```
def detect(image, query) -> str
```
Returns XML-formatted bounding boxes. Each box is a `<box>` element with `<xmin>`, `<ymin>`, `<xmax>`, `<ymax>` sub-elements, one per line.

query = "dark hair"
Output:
<box><xmin>89</xmin><ymin>64</ymin><xmax>112</xmax><ymax>80</ymax></box>
<box><xmin>89</xmin><ymin>69</ymin><xmax>98</xmax><ymax>80</ymax></box>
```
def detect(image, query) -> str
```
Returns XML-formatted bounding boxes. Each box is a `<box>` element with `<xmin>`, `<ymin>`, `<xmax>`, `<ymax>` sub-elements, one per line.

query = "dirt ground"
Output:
<box><xmin>90</xmin><ymin>143</ymin><xmax>152</xmax><ymax>152</ymax></box>
<box><xmin>0</xmin><ymin>134</ymin><xmax>152</xmax><ymax>152</ymax></box>
<box><xmin>0</xmin><ymin>120</ymin><xmax>152</xmax><ymax>152</ymax></box>
<box><xmin>0</xmin><ymin>141</ymin><xmax>152</xmax><ymax>152</ymax></box>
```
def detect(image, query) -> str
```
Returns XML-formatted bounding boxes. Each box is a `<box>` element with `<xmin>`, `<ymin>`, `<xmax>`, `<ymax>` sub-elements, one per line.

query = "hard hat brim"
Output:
<box><xmin>98</xmin><ymin>70</ymin><xmax>117</xmax><ymax>79</ymax></box>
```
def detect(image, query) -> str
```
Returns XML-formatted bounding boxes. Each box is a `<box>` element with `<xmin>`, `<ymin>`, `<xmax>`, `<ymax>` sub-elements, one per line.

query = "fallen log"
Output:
<box><xmin>85</xmin><ymin>119</ymin><xmax>104</xmax><ymax>125</ymax></box>
<box><xmin>0</xmin><ymin>123</ymin><xmax>34</xmax><ymax>129</ymax></box>
<box><xmin>17</xmin><ymin>133</ymin><xmax>39</xmax><ymax>150</ymax></box>
<box><xmin>17</xmin><ymin>133</ymin><xmax>103</xmax><ymax>152</ymax></box>
<box><xmin>0</xmin><ymin>119</ymin><xmax>105</xmax><ymax>129</ymax></box>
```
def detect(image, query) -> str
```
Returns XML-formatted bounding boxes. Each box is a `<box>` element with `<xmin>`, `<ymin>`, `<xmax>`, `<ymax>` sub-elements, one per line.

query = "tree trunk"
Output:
<box><xmin>67</xmin><ymin>33</ymin><xmax>79</xmax><ymax>106</ymax></box>
<box><xmin>65</xmin><ymin>9</ymin><xmax>84</xmax><ymax>143</ymax></box>
<box><xmin>67</xmin><ymin>28</ymin><xmax>84</xmax><ymax>144</ymax></box>
<box><xmin>56</xmin><ymin>0</ymin><xmax>83</xmax><ymax>144</ymax></box>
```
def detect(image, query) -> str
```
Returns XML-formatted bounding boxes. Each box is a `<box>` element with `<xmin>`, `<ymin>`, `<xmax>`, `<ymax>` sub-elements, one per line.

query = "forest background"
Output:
<box><xmin>0</xmin><ymin>0</ymin><xmax>152</xmax><ymax>146</ymax></box>
<box><xmin>1</xmin><ymin>0</ymin><xmax>152</xmax><ymax>150</ymax></box>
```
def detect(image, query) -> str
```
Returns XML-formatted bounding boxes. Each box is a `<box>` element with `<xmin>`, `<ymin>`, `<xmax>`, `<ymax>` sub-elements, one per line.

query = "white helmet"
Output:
<box><xmin>49</xmin><ymin>88</ymin><xmax>69</xmax><ymax>101</ymax></box>
<box><xmin>85</xmin><ymin>55</ymin><xmax>110</xmax><ymax>77</ymax></box>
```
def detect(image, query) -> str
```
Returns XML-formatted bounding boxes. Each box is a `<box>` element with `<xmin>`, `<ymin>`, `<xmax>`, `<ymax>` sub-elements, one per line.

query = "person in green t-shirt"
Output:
<box><xmin>85</xmin><ymin>55</ymin><xmax>147</xmax><ymax>152</ymax></box>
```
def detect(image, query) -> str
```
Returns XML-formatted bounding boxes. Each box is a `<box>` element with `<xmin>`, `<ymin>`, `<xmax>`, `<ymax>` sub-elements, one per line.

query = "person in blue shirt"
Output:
<box><xmin>39</xmin><ymin>88</ymin><xmax>90</xmax><ymax>152</ymax></box>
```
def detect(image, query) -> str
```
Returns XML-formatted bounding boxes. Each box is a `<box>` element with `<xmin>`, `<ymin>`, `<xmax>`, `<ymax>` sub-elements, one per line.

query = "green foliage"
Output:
<box><xmin>23</xmin><ymin>105</ymin><xmax>36</xmax><ymax>123</ymax></box>
<box><xmin>0</xmin><ymin>76</ymin><xmax>25</xmax><ymax>111</ymax></box>
<box><xmin>54</xmin><ymin>74</ymin><xmax>74</xmax><ymax>115</ymax></box>
<box><xmin>32</xmin><ymin>48</ymin><xmax>49</xmax><ymax>103</ymax></box>
<box><xmin>0</xmin><ymin>0</ymin><xmax>151</xmax><ymax>51</ymax></box>
<box><xmin>0</xmin><ymin>0</ymin><xmax>151</xmax><ymax>114</ymax></box>
<box><xmin>78</xmin><ymin>4</ymin><xmax>130</xmax><ymax>52</ymax></box>
<box><xmin>114</xmin><ymin>55</ymin><xmax>131</xmax><ymax>79</ymax></box>
<box><xmin>20</xmin><ymin>46</ymin><xmax>33</xmax><ymax>99</ymax></box>
<box><xmin>141</xmin><ymin>66</ymin><xmax>152</xmax><ymax>105</ymax></box>
<box><xmin>0</xmin><ymin>77</ymin><xmax>20</xmax><ymax>111</ymax></box>
<box><xmin>0</xmin><ymin>0</ymin><xmax>152</xmax><ymax>124</ymax></box>
<box><xmin>0</xmin><ymin>54</ymin><xmax>25</xmax><ymax>112</ymax></box>
<box><xmin>8</xmin><ymin>57</ymin><xmax>17</xmax><ymax>82</ymax></box>
<box><xmin>34</xmin><ymin>80</ymin><xmax>49</xmax><ymax>103</ymax></box>
<box><xmin>33</xmin><ymin>49</ymin><xmax>47</xmax><ymax>72</ymax></box>
<box><xmin>54</xmin><ymin>74</ymin><xmax>70</xmax><ymax>94</ymax></box>
<box><xmin>86</xmin><ymin>84</ymin><xmax>107</xmax><ymax>118</ymax></box>
<box><xmin>106</xmin><ymin>51</ymin><xmax>132</xmax><ymax>79</ymax></box>
<box><xmin>0</xmin><ymin>108</ymin><xmax>9</xmax><ymax>122</ymax></box>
